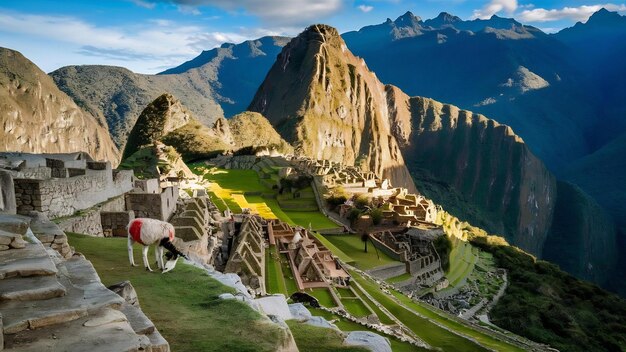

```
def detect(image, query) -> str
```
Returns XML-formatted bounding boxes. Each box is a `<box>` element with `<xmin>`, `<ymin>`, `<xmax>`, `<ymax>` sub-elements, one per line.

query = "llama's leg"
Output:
<box><xmin>128</xmin><ymin>237</ymin><xmax>137</xmax><ymax>266</ymax></box>
<box><xmin>142</xmin><ymin>245</ymin><xmax>153</xmax><ymax>272</ymax></box>
<box><xmin>155</xmin><ymin>245</ymin><xmax>164</xmax><ymax>269</ymax></box>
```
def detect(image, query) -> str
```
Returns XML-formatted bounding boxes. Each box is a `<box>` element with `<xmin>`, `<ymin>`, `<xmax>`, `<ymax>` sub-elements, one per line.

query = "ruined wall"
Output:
<box><xmin>56</xmin><ymin>196</ymin><xmax>126</xmax><ymax>237</ymax></box>
<box><xmin>13</xmin><ymin>166</ymin><xmax>133</xmax><ymax>219</ymax></box>
<box><xmin>101</xmin><ymin>211</ymin><xmax>135</xmax><ymax>237</ymax></box>
<box><xmin>0</xmin><ymin>169</ymin><xmax>16</xmax><ymax>214</ymax></box>
<box><xmin>125</xmin><ymin>185</ymin><xmax>178</xmax><ymax>221</ymax></box>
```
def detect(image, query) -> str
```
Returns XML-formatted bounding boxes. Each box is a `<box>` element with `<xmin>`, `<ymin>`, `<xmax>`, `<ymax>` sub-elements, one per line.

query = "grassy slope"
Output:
<box><xmin>67</xmin><ymin>233</ymin><xmax>283</xmax><ymax>352</ymax></box>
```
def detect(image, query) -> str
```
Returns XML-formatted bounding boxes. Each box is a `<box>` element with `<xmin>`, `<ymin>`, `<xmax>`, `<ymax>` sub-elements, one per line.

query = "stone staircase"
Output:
<box><xmin>0</xmin><ymin>213</ymin><xmax>169</xmax><ymax>351</ymax></box>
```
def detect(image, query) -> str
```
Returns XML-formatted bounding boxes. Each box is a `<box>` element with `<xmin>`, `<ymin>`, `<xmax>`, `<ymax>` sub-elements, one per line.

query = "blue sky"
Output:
<box><xmin>1</xmin><ymin>0</ymin><xmax>624</xmax><ymax>73</ymax></box>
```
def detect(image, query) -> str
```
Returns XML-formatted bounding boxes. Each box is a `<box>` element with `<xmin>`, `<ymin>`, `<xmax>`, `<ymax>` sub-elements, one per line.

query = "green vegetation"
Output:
<box><xmin>199</xmin><ymin>167</ymin><xmax>339</xmax><ymax>230</ymax></box>
<box><xmin>161</xmin><ymin>119</ymin><xmax>228</xmax><ymax>161</ymax></box>
<box><xmin>341</xmin><ymin>297</ymin><xmax>371</xmax><ymax>317</ymax></box>
<box><xmin>279</xmin><ymin>253</ymin><xmax>298</xmax><ymax>295</ymax></box>
<box><xmin>320</xmin><ymin>234</ymin><xmax>399</xmax><ymax>270</ymax></box>
<box><xmin>446</xmin><ymin>238</ymin><xmax>478</xmax><ymax>287</ymax></box>
<box><xmin>286</xmin><ymin>321</ymin><xmax>368</xmax><ymax>352</ymax></box>
<box><xmin>386</xmin><ymin>272</ymin><xmax>413</xmax><ymax>283</ymax></box>
<box><xmin>118</xmin><ymin>146</ymin><xmax>159</xmax><ymax>178</ymax></box>
<box><xmin>67</xmin><ymin>233</ymin><xmax>285</xmax><ymax>352</ymax></box>
<box><xmin>352</xmin><ymin>286</ymin><xmax>395</xmax><ymax>325</ymax></box>
<box><xmin>308</xmin><ymin>288</ymin><xmax>337</xmax><ymax>307</ymax></box>
<box><xmin>265</xmin><ymin>247</ymin><xmax>287</xmax><ymax>296</ymax></box>
<box><xmin>470</xmin><ymin>233</ymin><xmax>626</xmax><ymax>352</ymax></box>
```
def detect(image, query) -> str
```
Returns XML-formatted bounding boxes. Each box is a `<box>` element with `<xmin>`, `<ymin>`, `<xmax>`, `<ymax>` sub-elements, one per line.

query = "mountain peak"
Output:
<box><xmin>424</xmin><ymin>11</ymin><xmax>462</xmax><ymax>28</ymax></box>
<box><xmin>395</xmin><ymin>11</ymin><xmax>422</xmax><ymax>25</ymax></box>
<box><xmin>586</xmin><ymin>7</ymin><xmax>624</xmax><ymax>25</ymax></box>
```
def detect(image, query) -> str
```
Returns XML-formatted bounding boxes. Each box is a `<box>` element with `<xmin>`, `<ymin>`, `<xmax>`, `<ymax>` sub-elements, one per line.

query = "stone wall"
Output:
<box><xmin>13</xmin><ymin>166</ymin><xmax>133</xmax><ymax>219</ymax></box>
<box><xmin>125</xmin><ymin>185</ymin><xmax>178</xmax><ymax>221</ymax></box>
<box><xmin>101</xmin><ymin>211</ymin><xmax>135</xmax><ymax>237</ymax></box>
<box><xmin>0</xmin><ymin>169</ymin><xmax>16</xmax><ymax>214</ymax></box>
<box><xmin>29</xmin><ymin>212</ymin><xmax>73</xmax><ymax>259</ymax></box>
<box><xmin>56</xmin><ymin>196</ymin><xmax>126</xmax><ymax>237</ymax></box>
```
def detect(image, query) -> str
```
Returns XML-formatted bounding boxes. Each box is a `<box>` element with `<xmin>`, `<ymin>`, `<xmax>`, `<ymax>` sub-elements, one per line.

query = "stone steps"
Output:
<box><xmin>0</xmin><ymin>256</ymin><xmax>124</xmax><ymax>334</ymax></box>
<box><xmin>0</xmin><ymin>242</ymin><xmax>58</xmax><ymax>279</ymax></box>
<box><xmin>3</xmin><ymin>307</ymin><xmax>152</xmax><ymax>352</ymax></box>
<box><xmin>0</xmin><ymin>274</ymin><xmax>67</xmax><ymax>301</ymax></box>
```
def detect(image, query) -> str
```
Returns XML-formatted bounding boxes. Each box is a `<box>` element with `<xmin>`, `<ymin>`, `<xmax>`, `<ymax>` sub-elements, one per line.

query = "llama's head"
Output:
<box><xmin>163</xmin><ymin>251</ymin><xmax>180</xmax><ymax>273</ymax></box>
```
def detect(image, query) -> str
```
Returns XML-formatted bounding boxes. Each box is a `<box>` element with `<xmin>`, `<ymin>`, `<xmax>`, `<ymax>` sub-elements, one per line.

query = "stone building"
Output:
<box><xmin>370</xmin><ymin>226</ymin><xmax>447</xmax><ymax>288</ymax></box>
<box><xmin>267</xmin><ymin>220</ymin><xmax>350</xmax><ymax>290</ymax></box>
<box><xmin>224</xmin><ymin>215</ymin><xmax>266</xmax><ymax>294</ymax></box>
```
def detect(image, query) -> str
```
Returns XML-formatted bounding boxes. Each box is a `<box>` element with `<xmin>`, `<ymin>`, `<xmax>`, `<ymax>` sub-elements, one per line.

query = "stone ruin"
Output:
<box><xmin>268</xmin><ymin>220</ymin><xmax>350</xmax><ymax>290</ymax></box>
<box><xmin>0</xmin><ymin>152</ymin><xmax>180</xmax><ymax>238</ymax></box>
<box><xmin>224</xmin><ymin>215</ymin><xmax>266</xmax><ymax>295</ymax></box>
<box><xmin>370</xmin><ymin>226</ymin><xmax>448</xmax><ymax>290</ymax></box>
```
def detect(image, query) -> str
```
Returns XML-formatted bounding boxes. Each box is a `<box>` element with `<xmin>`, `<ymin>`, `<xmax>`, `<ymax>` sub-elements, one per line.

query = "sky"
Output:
<box><xmin>0</xmin><ymin>0</ymin><xmax>624</xmax><ymax>74</ymax></box>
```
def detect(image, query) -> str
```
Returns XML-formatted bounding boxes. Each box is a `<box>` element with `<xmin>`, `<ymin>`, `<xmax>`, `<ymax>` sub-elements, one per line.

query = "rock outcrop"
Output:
<box><xmin>124</xmin><ymin>93</ymin><xmax>291</xmax><ymax>162</ymax></box>
<box><xmin>0</xmin><ymin>48</ymin><xmax>120</xmax><ymax>165</ymax></box>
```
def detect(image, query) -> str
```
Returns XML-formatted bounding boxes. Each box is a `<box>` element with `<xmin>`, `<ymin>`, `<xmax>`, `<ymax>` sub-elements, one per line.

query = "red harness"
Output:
<box><xmin>129</xmin><ymin>220</ymin><xmax>144</xmax><ymax>245</ymax></box>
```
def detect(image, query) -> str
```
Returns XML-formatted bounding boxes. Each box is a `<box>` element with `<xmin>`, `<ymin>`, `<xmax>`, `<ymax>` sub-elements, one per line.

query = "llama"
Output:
<box><xmin>127</xmin><ymin>218</ymin><xmax>187</xmax><ymax>273</ymax></box>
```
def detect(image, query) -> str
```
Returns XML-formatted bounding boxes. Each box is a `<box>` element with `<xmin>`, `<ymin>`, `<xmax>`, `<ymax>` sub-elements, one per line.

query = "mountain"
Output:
<box><xmin>342</xmin><ymin>12</ymin><xmax>595</xmax><ymax>172</ymax></box>
<box><xmin>249</xmin><ymin>24</ymin><xmax>618</xmax><ymax>284</ymax></box>
<box><xmin>249</xmin><ymin>25</ymin><xmax>417</xmax><ymax>193</ymax></box>
<box><xmin>554</xmin><ymin>8</ymin><xmax>626</xmax><ymax>148</ymax></box>
<box><xmin>123</xmin><ymin>93</ymin><xmax>290</xmax><ymax>162</ymax></box>
<box><xmin>50</xmin><ymin>36</ymin><xmax>288</xmax><ymax>149</ymax></box>
<box><xmin>0</xmin><ymin>47</ymin><xmax>119</xmax><ymax>164</ymax></box>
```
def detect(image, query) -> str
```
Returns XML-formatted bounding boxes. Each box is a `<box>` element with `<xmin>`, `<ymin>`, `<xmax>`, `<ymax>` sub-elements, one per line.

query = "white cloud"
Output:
<box><xmin>358</xmin><ymin>5</ymin><xmax>374</xmax><ymax>13</ymax></box>
<box><xmin>0</xmin><ymin>11</ymin><xmax>285</xmax><ymax>73</ymax></box>
<box><xmin>130</xmin><ymin>0</ymin><xmax>156</xmax><ymax>9</ymax></box>
<box><xmin>473</xmin><ymin>0</ymin><xmax>518</xmax><ymax>19</ymax></box>
<box><xmin>140</xmin><ymin>0</ymin><xmax>344</xmax><ymax>25</ymax></box>
<box><xmin>518</xmin><ymin>3</ymin><xmax>626</xmax><ymax>22</ymax></box>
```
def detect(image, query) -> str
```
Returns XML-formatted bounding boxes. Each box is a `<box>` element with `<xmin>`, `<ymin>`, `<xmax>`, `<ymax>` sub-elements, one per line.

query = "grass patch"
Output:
<box><xmin>67</xmin><ymin>233</ymin><xmax>285</xmax><ymax>352</ymax></box>
<box><xmin>386</xmin><ymin>272</ymin><xmax>413</xmax><ymax>283</ymax></box>
<box><xmin>282</xmin><ymin>210</ymin><xmax>339</xmax><ymax>230</ymax></box>
<box><xmin>286</xmin><ymin>321</ymin><xmax>368</xmax><ymax>352</ymax></box>
<box><xmin>447</xmin><ymin>237</ymin><xmax>478</xmax><ymax>287</ymax></box>
<box><xmin>336</xmin><ymin>287</ymin><xmax>357</xmax><ymax>298</ymax></box>
<box><xmin>310</xmin><ymin>233</ymin><xmax>353</xmax><ymax>264</ymax></box>
<box><xmin>321</xmin><ymin>235</ymin><xmax>399</xmax><ymax>270</ymax></box>
<box><xmin>350</xmin><ymin>284</ymin><xmax>395</xmax><ymax>325</ymax></box>
<box><xmin>279</xmin><ymin>253</ymin><xmax>298</xmax><ymax>295</ymax></box>
<box><xmin>307</xmin><ymin>288</ymin><xmax>337</xmax><ymax>308</ymax></box>
<box><xmin>341</xmin><ymin>298</ymin><xmax>371</xmax><ymax>318</ymax></box>
<box><xmin>265</xmin><ymin>247</ymin><xmax>287</xmax><ymax>295</ymax></box>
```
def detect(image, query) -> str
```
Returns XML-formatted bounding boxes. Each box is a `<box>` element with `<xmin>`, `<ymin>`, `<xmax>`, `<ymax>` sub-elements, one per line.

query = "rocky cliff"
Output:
<box><xmin>402</xmin><ymin>97</ymin><xmax>557</xmax><ymax>255</ymax></box>
<box><xmin>249</xmin><ymin>24</ymin><xmax>617</xmax><ymax>283</ymax></box>
<box><xmin>249</xmin><ymin>25</ymin><xmax>417</xmax><ymax>193</ymax></box>
<box><xmin>0</xmin><ymin>48</ymin><xmax>119</xmax><ymax>165</ymax></box>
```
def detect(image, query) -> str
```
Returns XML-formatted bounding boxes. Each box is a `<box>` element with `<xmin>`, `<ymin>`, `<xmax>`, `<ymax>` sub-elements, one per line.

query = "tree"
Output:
<box><xmin>370</xmin><ymin>208</ymin><xmax>383</xmax><ymax>225</ymax></box>
<box><xmin>361</xmin><ymin>233</ymin><xmax>369</xmax><ymax>253</ymax></box>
